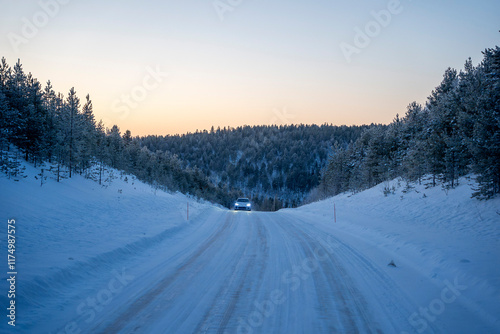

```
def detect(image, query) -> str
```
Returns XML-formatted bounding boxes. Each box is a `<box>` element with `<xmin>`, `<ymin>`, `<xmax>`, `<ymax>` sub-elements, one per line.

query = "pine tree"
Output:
<box><xmin>0</xmin><ymin>58</ymin><xmax>12</xmax><ymax>153</ymax></box>
<box><xmin>95</xmin><ymin>120</ymin><xmax>107</xmax><ymax>185</ymax></box>
<box><xmin>0</xmin><ymin>89</ymin><xmax>10</xmax><ymax>152</ymax></box>
<box><xmin>51</xmin><ymin>92</ymin><xmax>68</xmax><ymax>182</ymax></box>
<box><xmin>8</xmin><ymin>59</ymin><xmax>29</xmax><ymax>158</ymax></box>
<box><xmin>42</xmin><ymin>81</ymin><xmax>59</xmax><ymax>162</ymax></box>
<box><xmin>469</xmin><ymin>47</ymin><xmax>500</xmax><ymax>197</ymax></box>
<box><xmin>65</xmin><ymin>87</ymin><xmax>81</xmax><ymax>177</ymax></box>
<box><xmin>24</xmin><ymin>74</ymin><xmax>48</xmax><ymax>166</ymax></box>
<box><xmin>80</xmin><ymin>94</ymin><xmax>97</xmax><ymax>173</ymax></box>
<box><xmin>425</xmin><ymin>68</ymin><xmax>458</xmax><ymax>186</ymax></box>
<box><xmin>322</xmin><ymin>141</ymin><xmax>351</xmax><ymax>195</ymax></box>
<box><xmin>106</xmin><ymin>125</ymin><xmax>123</xmax><ymax>169</ymax></box>
<box><xmin>400</xmin><ymin>102</ymin><xmax>427</xmax><ymax>183</ymax></box>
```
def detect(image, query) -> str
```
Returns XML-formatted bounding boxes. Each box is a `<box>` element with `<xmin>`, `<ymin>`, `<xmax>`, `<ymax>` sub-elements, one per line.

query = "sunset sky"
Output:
<box><xmin>1</xmin><ymin>0</ymin><xmax>499</xmax><ymax>136</ymax></box>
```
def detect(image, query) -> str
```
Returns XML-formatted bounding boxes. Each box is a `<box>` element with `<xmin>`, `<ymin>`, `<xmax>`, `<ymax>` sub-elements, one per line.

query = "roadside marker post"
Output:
<box><xmin>334</xmin><ymin>202</ymin><xmax>336</xmax><ymax>223</ymax></box>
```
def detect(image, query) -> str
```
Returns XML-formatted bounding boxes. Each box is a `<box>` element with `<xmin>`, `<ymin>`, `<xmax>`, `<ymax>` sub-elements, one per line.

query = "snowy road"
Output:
<box><xmin>76</xmin><ymin>209</ymin><xmax>426</xmax><ymax>334</ymax></box>
<box><xmin>3</xmin><ymin>165</ymin><xmax>498</xmax><ymax>334</ymax></box>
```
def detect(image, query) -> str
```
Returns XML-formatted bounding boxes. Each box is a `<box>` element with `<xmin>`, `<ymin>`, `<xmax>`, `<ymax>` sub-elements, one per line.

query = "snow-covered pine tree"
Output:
<box><xmin>80</xmin><ymin>94</ymin><xmax>97</xmax><ymax>174</ymax></box>
<box><xmin>469</xmin><ymin>47</ymin><xmax>500</xmax><ymax>197</ymax></box>
<box><xmin>95</xmin><ymin>120</ymin><xmax>107</xmax><ymax>185</ymax></box>
<box><xmin>0</xmin><ymin>58</ymin><xmax>12</xmax><ymax>158</ymax></box>
<box><xmin>24</xmin><ymin>73</ymin><xmax>48</xmax><ymax>166</ymax></box>
<box><xmin>64</xmin><ymin>87</ymin><xmax>82</xmax><ymax>178</ymax></box>
<box><xmin>41</xmin><ymin>81</ymin><xmax>60</xmax><ymax>163</ymax></box>
<box><xmin>400</xmin><ymin>102</ymin><xmax>427</xmax><ymax>184</ymax></box>
<box><xmin>106</xmin><ymin>125</ymin><xmax>124</xmax><ymax>169</ymax></box>
<box><xmin>424</xmin><ymin>68</ymin><xmax>459</xmax><ymax>187</ymax></box>
<box><xmin>8</xmin><ymin>59</ymin><xmax>29</xmax><ymax>160</ymax></box>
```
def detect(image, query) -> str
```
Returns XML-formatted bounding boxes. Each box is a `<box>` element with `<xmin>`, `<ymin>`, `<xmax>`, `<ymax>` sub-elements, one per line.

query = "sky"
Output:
<box><xmin>1</xmin><ymin>0</ymin><xmax>499</xmax><ymax>136</ymax></box>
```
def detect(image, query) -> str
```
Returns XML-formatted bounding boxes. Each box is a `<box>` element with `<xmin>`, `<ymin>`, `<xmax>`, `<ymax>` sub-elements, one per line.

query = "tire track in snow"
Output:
<box><xmin>272</xmin><ymin>215</ymin><xmax>379</xmax><ymax>333</ymax></box>
<box><xmin>217</xmin><ymin>215</ymin><xmax>270</xmax><ymax>333</ymax></box>
<box><xmin>94</xmin><ymin>212</ymin><xmax>236</xmax><ymax>333</ymax></box>
<box><xmin>284</xmin><ymin>214</ymin><xmax>441</xmax><ymax>333</ymax></box>
<box><xmin>194</xmin><ymin>216</ymin><xmax>255</xmax><ymax>333</ymax></box>
<box><xmin>194</xmin><ymin>214</ymin><xmax>270</xmax><ymax>334</ymax></box>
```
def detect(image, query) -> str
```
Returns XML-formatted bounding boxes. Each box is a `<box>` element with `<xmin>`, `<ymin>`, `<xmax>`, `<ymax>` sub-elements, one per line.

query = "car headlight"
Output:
<box><xmin>247</xmin><ymin>204</ymin><xmax>251</xmax><ymax>207</ymax></box>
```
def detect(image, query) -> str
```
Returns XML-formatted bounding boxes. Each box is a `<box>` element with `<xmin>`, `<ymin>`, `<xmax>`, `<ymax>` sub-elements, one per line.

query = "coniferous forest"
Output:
<box><xmin>320</xmin><ymin>47</ymin><xmax>500</xmax><ymax>200</ymax></box>
<box><xmin>0</xmin><ymin>46</ymin><xmax>498</xmax><ymax>210</ymax></box>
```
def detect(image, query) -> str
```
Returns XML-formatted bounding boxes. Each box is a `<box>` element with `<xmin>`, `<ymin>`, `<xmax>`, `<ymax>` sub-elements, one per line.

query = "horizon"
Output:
<box><xmin>1</xmin><ymin>1</ymin><xmax>499</xmax><ymax>136</ymax></box>
<box><xmin>1</xmin><ymin>2</ymin><xmax>499</xmax><ymax>331</ymax></box>
<box><xmin>130</xmin><ymin>122</ymin><xmax>380</xmax><ymax>138</ymax></box>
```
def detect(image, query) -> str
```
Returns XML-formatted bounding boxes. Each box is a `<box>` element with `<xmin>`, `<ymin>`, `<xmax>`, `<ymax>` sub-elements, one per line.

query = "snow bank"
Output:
<box><xmin>0</xmin><ymin>161</ymin><xmax>216</xmax><ymax>331</ymax></box>
<box><xmin>284</xmin><ymin>176</ymin><xmax>500</xmax><ymax>332</ymax></box>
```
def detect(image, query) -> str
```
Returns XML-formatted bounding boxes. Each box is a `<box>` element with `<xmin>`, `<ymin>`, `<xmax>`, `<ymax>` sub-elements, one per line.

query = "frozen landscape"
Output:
<box><xmin>2</xmin><ymin>1</ymin><xmax>499</xmax><ymax>333</ymax></box>
<box><xmin>1</xmin><ymin>161</ymin><xmax>499</xmax><ymax>333</ymax></box>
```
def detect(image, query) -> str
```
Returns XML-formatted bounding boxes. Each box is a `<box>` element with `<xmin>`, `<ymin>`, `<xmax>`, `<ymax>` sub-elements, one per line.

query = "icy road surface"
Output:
<box><xmin>87</xmin><ymin>210</ymin><xmax>391</xmax><ymax>333</ymax></box>
<box><xmin>89</xmin><ymin>211</ymin><xmax>374</xmax><ymax>333</ymax></box>
<box><xmin>44</xmin><ymin>209</ymin><xmax>491</xmax><ymax>334</ymax></box>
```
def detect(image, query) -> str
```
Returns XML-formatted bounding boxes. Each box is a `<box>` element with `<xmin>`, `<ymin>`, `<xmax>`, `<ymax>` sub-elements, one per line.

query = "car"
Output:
<box><xmin>234</xmin><ymin>198</ymin><xmax>252</xmax><ymax>211</ymax></box>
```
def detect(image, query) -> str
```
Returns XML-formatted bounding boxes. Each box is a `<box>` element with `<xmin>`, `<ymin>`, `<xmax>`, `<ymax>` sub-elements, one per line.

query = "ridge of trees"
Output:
<box><xmin>138</xmin><ymin>124</ymin><xmax>372</xmax><ymax>208</ymax></box>
<box><xmin>0</xmin><ymin>57</ymin><xmax>239</xmax><ymax>207</ymax></box>
<box><xmin>320</xmin><ymin>46</ymin><xmax>500</xmax><ymax>199</ymax></box>
<box><xmin>1</xmin><ymin>44</ymin><xmax>497</xmax><ymax>211</ymax></box>
<box><xmin>0</xmin><ymin>57</ymin><xmax>370</xmax><ymax>209</ymax></box>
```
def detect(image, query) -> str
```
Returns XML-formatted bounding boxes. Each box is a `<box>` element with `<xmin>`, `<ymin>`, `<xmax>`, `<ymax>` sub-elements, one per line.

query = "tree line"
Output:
<box><xmin>138</xmin><ymin>124</ymin><xmax>371</xmax><ymax>208</ymax></box>
<box><xmin>1</xmin><ymin>45</ymin><xmax>497</xmax><ymax>211</ymax></box>
<box><xmin>0</xmin><ymin>57</ymin><xmax>242</xmax><ymax>207</ymax></box>
<box><xmin>320</xmin><ymin>46</ymin><xmax>500</xmax><ymax>199</ymax></box>
<box><xmin>0</xmin><ymin>57</ymin><xmax>368</xmax><ymax>209</ymax></box>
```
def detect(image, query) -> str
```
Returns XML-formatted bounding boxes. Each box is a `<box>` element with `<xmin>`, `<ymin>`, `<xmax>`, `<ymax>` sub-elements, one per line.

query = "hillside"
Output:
<box><xmin>139</xmin><ymin>124</ymin><xmax>373</xmax><ymax>207</ymax></box>
<box><xmin>1</xmin><ymin>161</ymin><xmax>498</xmax><ymax>333</ymax></box>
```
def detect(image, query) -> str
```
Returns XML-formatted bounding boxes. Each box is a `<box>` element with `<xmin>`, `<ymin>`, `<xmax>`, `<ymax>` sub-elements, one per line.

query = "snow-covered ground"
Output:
<box><xmin>1</xmin><ymin>163</ymin><xmax>499</xmax><ymax>333</ymax></box>
<box><xmin>282</xmin><ymin>178</ymin><xmax>500</xmax><ymax>333</ymax></box>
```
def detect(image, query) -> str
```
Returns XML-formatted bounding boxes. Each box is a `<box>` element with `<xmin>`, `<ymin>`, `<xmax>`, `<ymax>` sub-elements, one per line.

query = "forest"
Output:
<box><xmin>0</xmin><ymin>45</ymin><xmax>498</xmax><ymax>210</ymax></box>
<box><xmin>138</xmin><ymin>124</ymin><xmax>372</xmax><ymax>207</ymax></box>
<box><xmin>0</xmin><ymin>56</ymin><xmax>372</xmax><ymax>210</ymax></box>
<box><xmin>320</xmin><ymin>47</ymin><xmax>500</xmax><ymax>200</ymax></box>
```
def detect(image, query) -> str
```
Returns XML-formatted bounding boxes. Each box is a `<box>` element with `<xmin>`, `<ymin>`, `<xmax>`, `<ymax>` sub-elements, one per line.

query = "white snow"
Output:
<box><xmin>281</xmin><ymin>177</ymin><xmax>500</xmax><ymax>333</ymax></box>
<box><xmin>1</xmin><ymin>163</ymin><xmax>499</xmax><ymax>333</ymax></box>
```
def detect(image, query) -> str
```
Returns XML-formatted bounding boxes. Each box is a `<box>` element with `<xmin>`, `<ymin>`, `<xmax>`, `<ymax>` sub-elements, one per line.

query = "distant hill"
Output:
<box><xmin>138</xmin><ymin>124</ymin><xmax>375</xmax><ymax>209</ymax></box>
